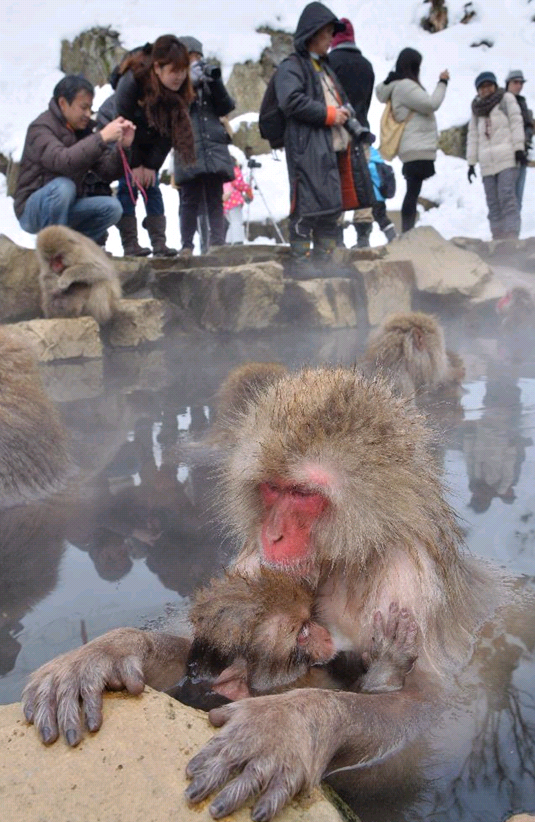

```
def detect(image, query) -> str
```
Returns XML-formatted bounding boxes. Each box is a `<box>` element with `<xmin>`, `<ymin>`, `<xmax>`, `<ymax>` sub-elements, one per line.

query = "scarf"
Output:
<box><xmin>144</xmin><ymin>85</ymin><xmax>196</xmax><ymax>166</ymax></box>
<box><xmin>471</xmin><ymin>88</ymin><xmax>505</xmax><ymax>118</ymax></box>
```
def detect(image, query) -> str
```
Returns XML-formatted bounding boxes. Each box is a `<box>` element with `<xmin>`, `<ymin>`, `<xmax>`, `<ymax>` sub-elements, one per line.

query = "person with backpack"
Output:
<box><xmin>466</xmin><ymin>71</ymin><xmax>525</xmax><ymax>239</ymax></box>
<box><xmin>267</xmin><ymin>2</ymin><xmax>374</xmax><ymax>276</ymax></box>
<box><xmin>98</xmin><ymin>36</ymin><xmax>195</xmax><ymax>256</ymax></box>
<box><xmin>375</xmin><ymin>48</ymin><xmax>449</xmax><ymax>233</ymax></box>
<box><xmin>504</xmin><ymin>70</ymin><xmax>533</xmax><ymax>210</ymax></box>
<box><xmin>368</xmin><ymin>146</ymin><xmax>397</xmax><ymax>244</ymax></box>
<box><xmin>328</xmin><ymin>17</ymin><xmax>376</xmax><ymax>248</ymax></box>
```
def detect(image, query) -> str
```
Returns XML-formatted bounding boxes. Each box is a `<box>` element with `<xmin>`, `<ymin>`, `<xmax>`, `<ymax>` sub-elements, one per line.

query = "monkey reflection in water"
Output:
<box><xmin>36</xmin><ymin>225</ymin><xmax>122</xmax><ymax>323</ymax></box>
<box><xmin>179</xmin><ymin>568</ymin><xmax>418</xmax><ymax>701</ymax></box>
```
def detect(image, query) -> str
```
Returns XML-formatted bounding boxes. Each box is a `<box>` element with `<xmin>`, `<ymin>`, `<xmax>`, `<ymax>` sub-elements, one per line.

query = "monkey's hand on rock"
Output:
<box><xmin>22</xmin><ymin>628</ymin><xmax>190</xmax><ymax>747</ymax></box>
<box><xmin>186</xmin><ymin>690</ymin><xmax>339</xmax><ymax>821</ymax></box>
<box><xmin>360</xmin><ymin>602</ymin><xmax>418</xmax><ymax>694</ymax></box>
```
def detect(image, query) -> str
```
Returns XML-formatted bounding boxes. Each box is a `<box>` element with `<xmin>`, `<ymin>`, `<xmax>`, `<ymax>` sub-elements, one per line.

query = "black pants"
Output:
<box><xmin>179</xmin><ymin>174</ymin><xmax>226</xmax><ymax>249</ymax></box>
<box><xmin>401</xmin><ymin>174</ymin><xmax>424</xmax><ymax>233</ymax></box>
<box><xmin>289</xmin><ymin>213</ymin><xmax>340</xmax><ymax>253</ymax></box>
<box><xmin>372</xmin><ymin>200</ymin><xmax>391</xmax><ymax>231</ymax></box>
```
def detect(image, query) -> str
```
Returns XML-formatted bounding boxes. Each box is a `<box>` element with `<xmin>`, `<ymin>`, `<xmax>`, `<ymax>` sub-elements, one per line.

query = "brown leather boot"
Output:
<box><xmin>116</xmin><ymin>214</ymin><xmax>151</xmax><ymax>257</ymax></box>
<box><xmin>143</xmin><ymin>215</ymin><xmax>178</xmax><ymax>257</ymax></box>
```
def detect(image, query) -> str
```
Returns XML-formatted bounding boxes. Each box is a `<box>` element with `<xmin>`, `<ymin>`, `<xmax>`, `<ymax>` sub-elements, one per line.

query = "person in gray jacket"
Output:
<box><xmin>505</xmin><ymin>70</ymin><xmax>533</xmax><ymax>209</ymax></box>
<box><xmin>376</xmin><ymin>48</ymin><xmax>448</xmax><ymax>233</ymax></box>
<box><xmin>467</xmin><ymin>71</ymin><xmax>525</xmax><ymax>239</ymax></box>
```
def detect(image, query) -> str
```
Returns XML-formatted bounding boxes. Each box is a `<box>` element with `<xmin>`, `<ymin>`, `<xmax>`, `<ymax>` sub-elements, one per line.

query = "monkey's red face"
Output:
<box><xmin>50</xmin><ymin>254</ymin><xmax>65</xmax><ymax>274</ymax></box>
<box><xmin>259</xmin><ymin>480</ymin><xmax>329</xmax><ymax>566</ymax></box>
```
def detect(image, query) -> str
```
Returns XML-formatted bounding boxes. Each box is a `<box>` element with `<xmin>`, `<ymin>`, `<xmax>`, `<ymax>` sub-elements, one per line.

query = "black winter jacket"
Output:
<box><xmin>274</xmin><ymin>2</ymin><xmax>350</xmax><ymax>220</ymax></box>
<box><xmin>328</xmin><ymin>44</ymin><xmax>375</xmax><ymax>129</ymax></box>
<box><xmin>173</xmin><ymin>74</ymin><xmax>235</xmax><ymax>184</ymax></box>
<box><xmin>97</xmin><ymin>71</ymin><xmax>172</xmax><ymax>171</ymax></box>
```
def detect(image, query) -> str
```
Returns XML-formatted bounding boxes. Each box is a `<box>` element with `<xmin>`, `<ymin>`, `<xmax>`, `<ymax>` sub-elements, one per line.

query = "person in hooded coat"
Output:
<box><xmin>274</xmin><ymin>2</ymin><xmax>373</xmax><ymax>275</ymax></box>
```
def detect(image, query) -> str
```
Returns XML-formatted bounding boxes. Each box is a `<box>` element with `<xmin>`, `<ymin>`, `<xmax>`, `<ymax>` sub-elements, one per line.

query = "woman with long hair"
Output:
<box><xmin>98</xmin><ymin>35</ymin><xmax>195</xmax><ymax>256</ymax></box>
<box><xmin>376</xmin><ymin>48</ymin><xmax>449</xmax><ymax>233</ymax></box>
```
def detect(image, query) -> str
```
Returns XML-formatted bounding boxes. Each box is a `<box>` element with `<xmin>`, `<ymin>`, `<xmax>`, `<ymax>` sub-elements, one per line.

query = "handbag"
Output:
<box><xmin>379</xmin><ymin>100</ymin><xmax>412</xmax><ymax>161</ymax></box>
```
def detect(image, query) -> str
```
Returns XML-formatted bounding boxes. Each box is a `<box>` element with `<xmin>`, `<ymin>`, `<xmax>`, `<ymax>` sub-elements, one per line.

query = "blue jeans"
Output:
<box><xmin>117</xmin><ymin>175</ymin><xmax>164</xmax><ymax>216</ymax></box>
<box><xmin>19</xmin><ymin>177</ymin><xmax>122</xmax><ymax>242</ymax></box>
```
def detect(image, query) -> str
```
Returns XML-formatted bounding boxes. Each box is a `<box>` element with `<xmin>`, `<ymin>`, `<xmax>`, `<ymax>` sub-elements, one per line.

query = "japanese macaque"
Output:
<box><xmin>36</xmin><ymin>226</ymin><xmax>122</xmax><ymax>324</ymax></box>
<box><xmin>209</xmin><ymin>361</ymin><xmax>288</xmax><ymax>445</ymax></box>
<box><xmin>187</xmin><ymin>571</ymin><xmax>418</xmax><ymax>700</ymax></box>
<box><xmin>0</xmin><ymin>328</ymin><xmax>71</xmax><ymax>507</ymax></box>
<box><xmin>364</xmin><ymin>311</ymin><xmax>465</xmax><ymax>396</ymax></box>
<box><xmin>22</xmin><ymin>366</ymin><xmax>502</xmax><ymax>822</ymax></box>
<box><xmin>496</xmin><ymin>287</ymin><xmax>535</xmax><ymax>331</ymax></box>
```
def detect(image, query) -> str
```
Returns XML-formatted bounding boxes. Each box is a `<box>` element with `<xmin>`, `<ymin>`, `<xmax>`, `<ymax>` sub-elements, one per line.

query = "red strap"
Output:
<box><xmin>118</xmin><ymin>144</ymin><xmax>148</xmax><ymax>205</ymax></box>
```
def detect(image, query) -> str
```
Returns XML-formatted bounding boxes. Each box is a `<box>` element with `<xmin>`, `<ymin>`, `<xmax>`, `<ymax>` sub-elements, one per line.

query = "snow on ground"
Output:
<box><xmin>1</xmin><ymin>0</ymin><xmax>534</xmax><ymax>251</ymax></box>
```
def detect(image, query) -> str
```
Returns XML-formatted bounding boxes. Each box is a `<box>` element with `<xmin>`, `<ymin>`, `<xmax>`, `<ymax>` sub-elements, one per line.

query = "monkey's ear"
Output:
<box><xmin>212</xmin><ymin>659</ymin><xmax>250</xmax><ymax>700</ymax></box>
<box><xmin>412</xmin><ymin>328</ymin><xmax>425</xmax><ymax>351</ymax></box>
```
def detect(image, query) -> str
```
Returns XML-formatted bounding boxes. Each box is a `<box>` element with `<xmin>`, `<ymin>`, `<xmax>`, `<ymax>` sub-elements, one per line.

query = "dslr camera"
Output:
<box><xmin>343</xmin><ymin>104</ymin><xmax>375</xmax><ymax>145</ymax></box>
<box><xmin>198</xmin><ymin>59</ymin><xmax>221</xmax><ymax>81</ymax></box>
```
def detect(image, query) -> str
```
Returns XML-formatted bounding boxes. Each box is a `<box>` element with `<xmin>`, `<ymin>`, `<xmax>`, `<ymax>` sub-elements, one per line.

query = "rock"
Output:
<box><xmin>279</xmin><ymin>278</ymin><xmax>360</xmax><ymax>327</ymax></box>
<box><xmin>0</xmin><ymin>234</ymin><xmax>41</xmax><ymax>321</ymax></box>
<box><xmin>60</xmin><ymin>26</ymin><xmax>126</xmax><ymax>86</ymax></box>
<box><xmin>438</xmin><ymin>124</ymin><xmax>468</xmax><ymax>158</ymax></box>
<box><xmin>162</xmin><ymin>261</ymin><xmax>284</xmax><ymax>332</ymax></box>
<box><xmin>384</xmin><ymin>226</ymin><xmax>499</xmax><ymax>299</ymax></box>
<box><xmin>39</xmin><ymin>359</ymin><xmax>104</xmax><ymax>402</ymax></box>
<box><xmin>107</xmin><ymin>298</ymin><xmax>169</xmax><ymax>348</ymax></box>
<box><xmin>231</xmin><ymin>120</ymin><xmax>272</xmax><ymax>156</ymax></box>
<box><xmin>356</xmin><ymin>259</ymin><xmax>415</xmax><ymax>325</ymax></box>
<box><xmin>113</xmin><ymin>257</ymin><xmax>153</xmax><ymax>294</ymax></box>
<box><xmin>0</xmin><ymin>689</ymin><xmax>343</xmax><ymax>822</ymax></box>
<box><xmin>3</xmin><ymin>317</ymin><xmax>102</xmax><ymax>361</ymax></box>
<box><xmin>226</xmin><ymin>61</ymin><xmax>269</xmax><ymax>119</ymax></box>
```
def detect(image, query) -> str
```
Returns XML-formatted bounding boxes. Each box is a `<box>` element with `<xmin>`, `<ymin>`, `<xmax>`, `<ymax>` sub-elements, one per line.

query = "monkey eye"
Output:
<box><xmin>297</xmin><ymin>623</ymin><xmax>310</xmax><ymax>643</ymax></box>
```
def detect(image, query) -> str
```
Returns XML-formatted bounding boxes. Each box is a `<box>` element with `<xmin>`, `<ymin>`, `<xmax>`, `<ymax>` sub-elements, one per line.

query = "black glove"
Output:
<box><xmin>467</xmin><ymin>165</ymin><xmax>476</xmax><ymax>184</ymax></box>
<box><xmin>515</xmin><ymin>149</ymin><xmax>528</xmax><ymax>166</ymax></box>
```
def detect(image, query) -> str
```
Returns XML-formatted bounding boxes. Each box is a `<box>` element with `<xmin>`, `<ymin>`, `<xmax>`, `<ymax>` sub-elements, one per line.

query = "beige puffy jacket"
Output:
<box><xmin>375</xmin><ymin>78</ymin><xmax>446</xmax><ymax>162</ymax></box>
<box><xmin>466</xmin><ymin>92</ymin><xmax>525</xmax><ymax>177</ymax></box>
<box><xmin>466</xmin><ymin>91</ymin><xmax>526</xmax><ymax>177</ymax></box>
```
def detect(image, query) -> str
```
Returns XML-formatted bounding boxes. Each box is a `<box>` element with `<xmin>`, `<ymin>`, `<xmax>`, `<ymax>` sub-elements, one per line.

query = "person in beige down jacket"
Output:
<box><xmin>376</xmin><ymin>47</ymin><xmax>448</xmax><ymax>232</ymax></box>
<box><xmin>466</xmin><ymin>71</ymin><xmax>525</xmax><ymax>239</ymax></box>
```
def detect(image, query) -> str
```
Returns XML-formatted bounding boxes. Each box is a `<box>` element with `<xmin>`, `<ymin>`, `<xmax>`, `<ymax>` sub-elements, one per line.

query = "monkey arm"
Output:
<box><xmin>55</xmin><ymin>264</ymin><xmax>105</xmax><ymax>290</ymax></box>
<box><xmin>22</xmin><ymin>628</ymin><xmax>190</xmax><ymax>747</ymax></box>
<box><xmin>185</xmin><ymin>686</ymin><xmax>433</xmax><ymax>820</ymax></box>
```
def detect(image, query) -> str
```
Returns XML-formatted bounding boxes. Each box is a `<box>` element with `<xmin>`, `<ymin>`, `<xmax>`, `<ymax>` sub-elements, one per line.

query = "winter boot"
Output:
<box><xmin>354</xmin><ymin>222</ymin><xmax>373</xmax><ymax>248</ymax></box>
<box><xmin>287</xmin><ymin>238</ymin><xmax>315</xmax><ymax>279</ymax></box>
<box><xmin>143</xmin><ymin>215</ymin><xmax>178</xmax><ymax>257</ymax></box>
<box><xmin>313</xmin><ymin>236</ymin><xmax>340</xmax><ymax>277</ymax></box>
<box><xmin>116</xmin><ymin>214</ymin><xmax>151</xmax><ymax>257</ymax></box>
<box><xmin>383</xmin><ymin>223</ymin><xmax>397</xmax><ymax>243</ymax></box>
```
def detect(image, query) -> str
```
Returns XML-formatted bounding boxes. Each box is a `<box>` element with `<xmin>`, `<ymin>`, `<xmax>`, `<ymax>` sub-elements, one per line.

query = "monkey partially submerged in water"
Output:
<box><xmin>23</xmin><ymin>366</ymin><xmax>506</xmax><ymax>822</ymax></box>
<box><xmin>364</xmin><ymin>311</ymin><xmax>465</xmax><ymax>397</ymax></box>
<box><xmin>187</xmin><ymin>569</ymin><xmax>418</xmax><ymax>700</ymax></box>
<box><xmin>36</xmin><ymin>225</ymin><xmax>122</xmax><ymax>323</ymax></box>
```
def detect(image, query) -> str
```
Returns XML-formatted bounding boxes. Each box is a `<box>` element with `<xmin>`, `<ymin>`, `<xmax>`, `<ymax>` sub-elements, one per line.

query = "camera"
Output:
<box><xmin>247</xmin><ymin>159</ymin><xmax>262</xmax><ymax>169</ymax></box>
<box><xmin>343</xmin><ymin>104</ymin><xmax>375</xmax><ymax>145</ymax></box>
<box><xmin>199</xmin><ymin>60</ymin><xmax>221</xmax><ymax>81</ymax></box>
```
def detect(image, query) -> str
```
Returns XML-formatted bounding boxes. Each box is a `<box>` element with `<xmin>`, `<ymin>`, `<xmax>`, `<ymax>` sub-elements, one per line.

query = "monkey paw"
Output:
<box><xmin>359</xmin><ymin>602</ymin><xmax>418</xmax><ymax>693</ymax></box>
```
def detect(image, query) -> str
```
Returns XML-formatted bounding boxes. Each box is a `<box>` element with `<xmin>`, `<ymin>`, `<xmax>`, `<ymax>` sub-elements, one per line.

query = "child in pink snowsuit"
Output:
<box><xmin>223</xmin><ymin>162</ymin><xmax>253</xmax><ymax>244</ymax></box>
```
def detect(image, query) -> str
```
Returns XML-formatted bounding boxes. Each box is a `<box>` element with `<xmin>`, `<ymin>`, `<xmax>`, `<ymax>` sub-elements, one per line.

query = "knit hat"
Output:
<box><xmin>505</xmin><ymin>69</ymin><xmax>527</xmax><ymax>84</ymax></box>
<box><xmin>475</xmin><ymin>71</ymin><xmax>497</xmax><ymax>89</ymax></box>
<box><xmin>178</xmin><ymin>36</ymin><xmax>203</xmax><ymax>56</ymax></box>
<box><xmin>331</xmin><ymin>17</ymin><xmax>354</xmax><ymax>47</ymax></box>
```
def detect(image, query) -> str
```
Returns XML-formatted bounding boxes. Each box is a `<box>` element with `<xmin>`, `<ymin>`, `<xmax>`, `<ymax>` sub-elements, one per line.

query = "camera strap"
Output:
<box><xmin>318</xmin><ymin>68</ymin><xmax>350</xmax><ymax>152</ymax></box>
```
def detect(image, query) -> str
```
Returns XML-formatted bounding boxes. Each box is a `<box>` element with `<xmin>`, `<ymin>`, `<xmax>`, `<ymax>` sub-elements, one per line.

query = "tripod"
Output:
<box><xmin>244</xmin><ymin>156</ymin><xmax>285</xmax><ymax>244</ymax></box>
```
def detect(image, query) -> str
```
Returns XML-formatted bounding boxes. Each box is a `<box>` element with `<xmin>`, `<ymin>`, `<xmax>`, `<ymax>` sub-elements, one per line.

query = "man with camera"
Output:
<box><xmin>175</xmin><ymin>36</ymin><xmax>235</xmax><ymax>256</ymax></box>
<box><xmin>273</xmin><ymin>2</ymin><xmax>375</xmax><ymax>276</ymax></box>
